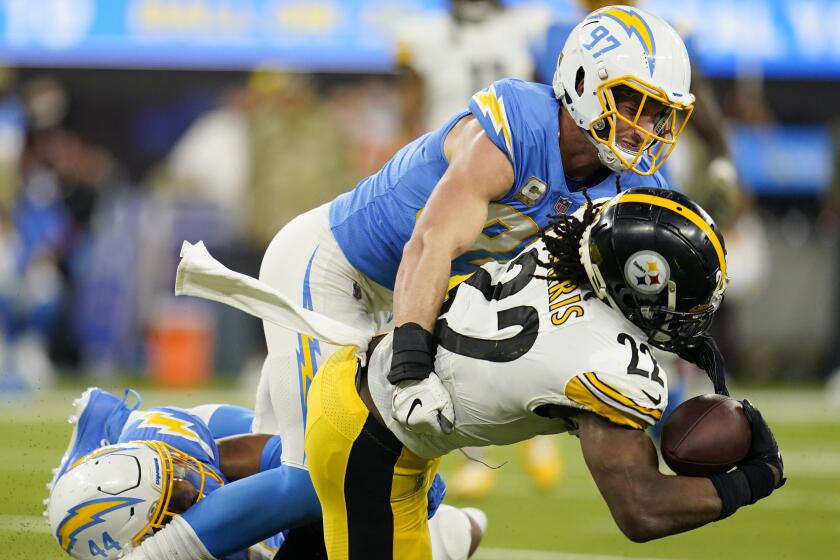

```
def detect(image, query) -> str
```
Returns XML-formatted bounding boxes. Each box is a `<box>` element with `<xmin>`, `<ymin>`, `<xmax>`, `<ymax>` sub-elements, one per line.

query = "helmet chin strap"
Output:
<box><xmin>580</xmin><ymin>120</ymin><xmax>630</xmax><ymax>173</ymax></box>
<box><xmin>595</xmin><ymin>144</ymin><xmax>629</xmax><ymax>173</ymax></box>
<box><xmin>649</xmin><ymin>280</ymin><xmax>678</xmax><ymax>345</ymax></box>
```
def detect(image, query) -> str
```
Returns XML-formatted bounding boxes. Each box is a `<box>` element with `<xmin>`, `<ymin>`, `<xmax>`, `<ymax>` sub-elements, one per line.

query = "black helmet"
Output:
<box><xmin>580</xmin><ymin>187</ymin><xmax>727</xmax><ymax>350</ymax></box>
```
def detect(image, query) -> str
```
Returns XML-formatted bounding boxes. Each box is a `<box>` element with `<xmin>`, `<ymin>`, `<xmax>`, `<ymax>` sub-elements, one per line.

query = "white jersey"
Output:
<box><xmin>367</xmin><ymin>239</ymin><xmax>669</xmax><ymax>459</ymax></box>
<box><xmin>397</xmin><ymin>6</ymin><xmax>552</xmax><ymax>130</ymax></box>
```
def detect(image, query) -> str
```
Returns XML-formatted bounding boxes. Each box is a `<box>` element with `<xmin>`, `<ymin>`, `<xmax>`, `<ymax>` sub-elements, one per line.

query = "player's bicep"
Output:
<box><xmin>415</xmin><ymin>117</ymin><xmax>513</xmax><ymax>257</ymax></box>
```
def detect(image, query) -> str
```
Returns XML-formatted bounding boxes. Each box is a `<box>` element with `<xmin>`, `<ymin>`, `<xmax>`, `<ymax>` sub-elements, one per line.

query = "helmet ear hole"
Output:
<box><xmin>575</xmin><ymin>67</ymin><xmax>586</xmax><ymax>96</ymax></box>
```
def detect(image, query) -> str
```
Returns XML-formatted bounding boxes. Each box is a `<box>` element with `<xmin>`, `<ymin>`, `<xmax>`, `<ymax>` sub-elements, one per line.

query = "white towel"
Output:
<box><xmin>175</xmin><ymin>241</ymin><xmax>373</xmax><ymax>360</ymax></box>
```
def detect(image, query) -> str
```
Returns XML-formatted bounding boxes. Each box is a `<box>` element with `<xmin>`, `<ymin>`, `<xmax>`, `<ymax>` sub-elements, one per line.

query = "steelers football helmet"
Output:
<box><xmin>580</xmin><ymin>187</ymin><xmax>727</xmax><ymax>350</ymax></box>
<box><xmin>554</xmin><ymin>6</ymin><xmax>694</xmax><ymax>175</ymax></box>
<box><xmin>46</xmin><ymin>441</ymin><xmax>224</xmax><ymax>559</ymax></box>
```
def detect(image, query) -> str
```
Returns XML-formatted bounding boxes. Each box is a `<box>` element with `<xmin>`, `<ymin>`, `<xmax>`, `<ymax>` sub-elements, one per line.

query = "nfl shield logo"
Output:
<box><xmin>553</xmin><ymin>196</ymin><xmax>572</xmax><ymax>215</ymax></box>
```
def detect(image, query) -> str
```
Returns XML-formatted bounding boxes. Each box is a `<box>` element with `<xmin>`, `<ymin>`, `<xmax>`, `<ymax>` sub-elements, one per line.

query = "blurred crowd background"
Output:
<box><xmin>0</xmin><ymin>0</ymin><xmax>838</xmax><ymax>397</ymax></box>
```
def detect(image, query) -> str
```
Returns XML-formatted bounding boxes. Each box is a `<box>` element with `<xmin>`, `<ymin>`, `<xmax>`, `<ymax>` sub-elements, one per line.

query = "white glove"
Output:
<box><xmin>391</xmin><ymin>373</ymin><xmax>455</xmax><ymax>435</ymax></box>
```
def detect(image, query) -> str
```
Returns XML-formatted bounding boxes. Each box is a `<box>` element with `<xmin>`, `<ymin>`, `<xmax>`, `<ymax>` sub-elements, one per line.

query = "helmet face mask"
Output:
<box><xmin>590</xmin><ymin>77</ymin><xmax>693</xmax><ymax>175</ymax></box>
<box><xmin>580</xmin><ymin>188</ymin><xmax>727</xmax><ymax>350</ymax></box>
<box><xmin>47</xmin><ymin>441</ymin><xmax>224</xmax><ymax>559</ymax></box>
<box><xmin>554</xmin><ymin>6</ymin><xmax>695</xmax><ymax>175</ymax></box>
<box><xmin>621</xmin><ymin>287</ymin><xmax>722</xmax><ymax>349</ymax></box>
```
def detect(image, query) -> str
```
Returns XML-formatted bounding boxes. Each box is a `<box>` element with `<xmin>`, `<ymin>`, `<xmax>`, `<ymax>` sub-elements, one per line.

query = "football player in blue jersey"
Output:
<box><xmin>174</xmin><ymin>6</ymin><xmax>696</xmax><ymax>559</ymax></box>
<box><xmin>46</xmin><ymin>388</ymin><xmax>486</xmax><ymax>560</ymax></box>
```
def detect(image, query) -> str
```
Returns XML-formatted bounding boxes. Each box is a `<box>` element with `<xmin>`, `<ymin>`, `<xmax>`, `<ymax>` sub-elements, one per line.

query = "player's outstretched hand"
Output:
<box><xmin>392</xmin><ymin>373</ymin><xmax>455</xmax><ymax>435</ymax></box>
<box><xmin>740</xmin><ymin>399</ymin><xmax>785</xmax><ymax>488</ymax></box>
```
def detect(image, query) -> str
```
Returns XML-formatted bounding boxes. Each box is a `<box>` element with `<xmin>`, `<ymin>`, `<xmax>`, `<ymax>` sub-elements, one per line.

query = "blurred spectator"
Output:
<box><xmin>0</xmin><ymin>66</ymin><xmax>25</xmax><ymax>217</ymax></box>
<box><xmin>152</xmin><ymin>70</ymin><xmax>358</xmax><ymax>251</ymax></box>
<box><xmin>151</xmin><ymin>86</ymin><xmax>251</xmax><ymax>241</ymax></box>
<box><xmin>396</xmin><ymin>0</ymin><xmax>551</xmax><ymax>139</ymax></box>
<box><xmin>245</xmin><ymin>70</ymin><xmax>357</xmax><ymax>249</ymax></box>
<box><xmin>13</xmin><ymin>77</ymin><xmax>125</xmax><ymax>379</ymax></box>
<box><xmin>821</xmin><ymin>121</ymin><xmax>840</xmax><ymax>400</ymax></box>
<box><xmin>133</xmin><ymin>70</ymin><xmax>359</xmax><ymax>379</ymax></box>
<box><xmin>329</xmin><ymin>77</ymin><xmax>402</xmax><ymax>176</ymax></box>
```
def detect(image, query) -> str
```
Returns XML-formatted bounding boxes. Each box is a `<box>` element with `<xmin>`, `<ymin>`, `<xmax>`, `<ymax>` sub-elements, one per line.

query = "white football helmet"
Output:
<box><xmin>47</xmin><ymin>441</ymin><xmax>224</xmax><ymax>559</ymax></box>
<box><xmin>553</xmin><ymin>6</ymin><xmax>694</xmax><ymax>175</ymax></box>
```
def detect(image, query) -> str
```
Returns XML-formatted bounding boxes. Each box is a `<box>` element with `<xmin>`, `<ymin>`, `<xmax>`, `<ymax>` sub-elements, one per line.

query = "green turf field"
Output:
<box><xmin>1</xmin><ymin>384</ymin><xmax>837</xmax><ymax>559</ymax></box>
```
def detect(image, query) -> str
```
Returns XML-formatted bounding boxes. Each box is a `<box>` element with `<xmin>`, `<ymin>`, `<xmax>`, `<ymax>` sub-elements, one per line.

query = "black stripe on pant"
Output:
<box><xmin>345</xmin><ymin>413</ymin><xmax>404</xmax><ymax>560</ymax></box>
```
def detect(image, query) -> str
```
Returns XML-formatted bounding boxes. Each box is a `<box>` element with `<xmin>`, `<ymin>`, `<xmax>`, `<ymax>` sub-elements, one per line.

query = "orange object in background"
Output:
<box><xmin>147</xmin><ymin>302</ymin><xmax>214</xmax><ymax>388</ymax></box>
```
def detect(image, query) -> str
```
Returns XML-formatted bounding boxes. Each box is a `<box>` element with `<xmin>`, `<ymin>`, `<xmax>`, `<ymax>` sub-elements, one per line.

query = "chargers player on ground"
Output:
<box><xmin>177</xmin><ymin>188</ymin><xmax>785</xmax><ymax>558</ymax></box>
<box><xmin>45</xmin><ymin>389</ymin><xmax>485</xmax><ymax>560</ymax></box>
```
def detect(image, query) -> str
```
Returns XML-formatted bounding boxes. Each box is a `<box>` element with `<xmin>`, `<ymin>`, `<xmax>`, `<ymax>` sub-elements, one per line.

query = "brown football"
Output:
<box><xmin>661</xmin><ymin>394</ymin><xmax>752</xmax><ymax>477</ymax></box>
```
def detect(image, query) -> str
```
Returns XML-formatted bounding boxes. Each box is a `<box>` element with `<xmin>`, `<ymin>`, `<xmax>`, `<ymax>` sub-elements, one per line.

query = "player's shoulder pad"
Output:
<box><xmin>470</xmin><ymin>80</ymin><xmax>519</xmax><ymax>162</ymax></box>
<box><xmin>469</xmin><ymin>79</ymin><xmax>553</xmax><ymax>165</ymax></box>
<box><xmin>564</xmin><ymin>337</ymin><xmax>668</xmax><ymax>429</ymax></box>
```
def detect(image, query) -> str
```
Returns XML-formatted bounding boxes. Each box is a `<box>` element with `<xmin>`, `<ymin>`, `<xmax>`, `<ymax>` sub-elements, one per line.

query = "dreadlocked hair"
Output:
<box><xmin>535</xmin><ymin>186</ymin><xmax>605</xmax><ymax>287</ymax></box>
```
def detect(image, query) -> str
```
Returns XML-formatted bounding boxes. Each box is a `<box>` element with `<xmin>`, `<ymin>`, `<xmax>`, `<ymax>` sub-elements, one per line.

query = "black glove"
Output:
<box><xmin>708</xmin><ymin>399</ymin><xmax>785</xmax><ymax>519</ymax></box>
<box><xmin>741</xmin><ymin>399</ymin><xmax>786</xmax><ymax>488</ymax></box>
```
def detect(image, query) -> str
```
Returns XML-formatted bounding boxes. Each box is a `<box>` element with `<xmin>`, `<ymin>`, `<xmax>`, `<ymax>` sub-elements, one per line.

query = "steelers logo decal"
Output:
<box><xmin>624</xmin><ymin>251</ymin><xmax>670</xmax><ymax>294</ymax></box>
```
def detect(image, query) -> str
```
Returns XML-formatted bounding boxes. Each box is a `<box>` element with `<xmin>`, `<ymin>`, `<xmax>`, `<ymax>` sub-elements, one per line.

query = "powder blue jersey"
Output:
<box><xmin>329</xmin><ymin>79</ymin><xmax>668</xmax><ymax>289</ymax></box>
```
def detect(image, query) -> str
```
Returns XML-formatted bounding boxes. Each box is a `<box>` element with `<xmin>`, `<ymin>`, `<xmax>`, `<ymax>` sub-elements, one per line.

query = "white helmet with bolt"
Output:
<box><xmin>553</xmin><ymin>5</ymin><xmax>694</xmax><ymax>175</ymax></box>
<box><xmin>46</xmin><ymin>441</ymin><xmax>223</xmax><ymax>559</ymax></box>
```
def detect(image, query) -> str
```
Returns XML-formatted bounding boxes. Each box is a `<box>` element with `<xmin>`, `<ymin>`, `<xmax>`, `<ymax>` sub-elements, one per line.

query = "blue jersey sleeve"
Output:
<box><xmin>205</xmin><ymin>405</ymin><xmax>255</xmax><ymax>440</ymax></box>
<box><xmin>182</xmin><ymin>466</ymin><xmax>320</xmax><ymax>558</ymax></box>
<box><xmin>260</xmin><ymin>436</ymin><xmax>283</xmax><ymax>472</ymax></box>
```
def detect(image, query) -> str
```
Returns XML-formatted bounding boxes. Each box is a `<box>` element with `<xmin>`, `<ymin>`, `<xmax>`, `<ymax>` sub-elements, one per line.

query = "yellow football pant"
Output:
<box><xmin>304</xmin><ymin>346</ymin><xmax>440</xmax><ymax>560</ymax></box>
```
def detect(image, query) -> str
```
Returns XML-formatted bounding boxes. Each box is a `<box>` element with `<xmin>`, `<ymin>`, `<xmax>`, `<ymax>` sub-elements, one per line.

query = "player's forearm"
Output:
<box><xmin>611</xmin><ymin>473</ymin><xmax>721</xmax><ymax>542</ymax></box>
<box><xmin>579</xmin><ymin>413</ymin><xmax>722</xmax><ymax>542</ymax></box>
<box><xmin>393</xmin><ymin>233</ymin><xmax>456</xmax><ymax>332</ymax></box>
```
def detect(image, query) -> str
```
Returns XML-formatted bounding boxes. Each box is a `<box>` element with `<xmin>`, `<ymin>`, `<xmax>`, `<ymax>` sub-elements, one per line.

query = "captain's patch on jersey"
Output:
<box><xmin>515</xmin><ymin>177</ymin><xmax>547</xmax><ymax>207</ymax></box>
<box><xmin>472</xmin><ymin>85</ymin><xmax>513</xmax><ymax>158</ymax></box>
<box><xmin>624</xmin><ymin>250</ymin><xmax>670</xmax><ymax>294</ymax></box>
